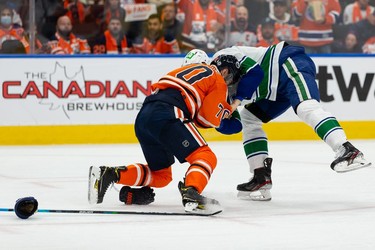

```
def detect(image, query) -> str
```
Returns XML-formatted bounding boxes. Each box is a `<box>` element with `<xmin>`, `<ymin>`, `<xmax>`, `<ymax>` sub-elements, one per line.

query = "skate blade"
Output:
<box><xmin>334</xmin><ymin>159</ymin><xmax>372</xmax><ymax>173</ymax></box>
<box><xmin>88</xmin><ymin>166</ymin><xmax>100</xmax><ymax>204</ymax></box>
<box><xmin>184</xmin><ymin>202</ymin><xmax>222</xmax><ymax>215</ymax></box>
<box><xmin>237</xmin><ymin>189</ymin><xmax>272</xmax><ymax>201</ymax></box>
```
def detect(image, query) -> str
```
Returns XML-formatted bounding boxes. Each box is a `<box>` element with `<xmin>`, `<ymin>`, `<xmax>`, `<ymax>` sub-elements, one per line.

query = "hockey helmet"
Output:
<box><xmin>211</xmin><ymin>54</ymin><xmax>241</xmax><ymax>86</ymax></box>
<box><xmin>182</xmin><ymin>49</ymin><xmax>210</xmax><ymax>66</ymax></box>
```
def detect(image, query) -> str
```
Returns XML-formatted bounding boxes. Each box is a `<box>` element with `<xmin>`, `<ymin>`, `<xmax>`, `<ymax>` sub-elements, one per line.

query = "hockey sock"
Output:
<box><xmin>296</xmin><ymin>99</ymin><xmax>347</xmax><ymax>151</ymax></box>
<box><xmin>185</xmin><ymin>145</ymin><xmax>217</xmax><ymax>193</ymax></box>
<box><xmin>118</xmin><ymin>163</ymin><xmax>152</xmax><ymax>186</ymax></box>
<box><xmin>148</xmin><ymin>167</ymin><xmax>172</xmax><ymax>187</ymax></box>
<box><xmin>240</xmin><ymin>108</ymin><xmax>269</xmax><ymax>173</ymax></box>
<box><xmin>118</xmin><ymin>164</ymin><xmax>172</xmax><ymax>188</ymax></box>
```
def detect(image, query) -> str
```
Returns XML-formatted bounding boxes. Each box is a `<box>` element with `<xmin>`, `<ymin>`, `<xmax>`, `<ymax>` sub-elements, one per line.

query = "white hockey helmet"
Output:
<box><xmin>182</xmin><ymin>49</ymin><xmax>210</xmax><ymax>66</ymax></box>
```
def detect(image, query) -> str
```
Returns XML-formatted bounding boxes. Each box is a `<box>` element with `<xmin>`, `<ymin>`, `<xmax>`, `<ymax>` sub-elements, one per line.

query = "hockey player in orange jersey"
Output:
<box><xmin>88</xmin><ymin>52</ymin><xmax>241</xmax><ymax>215</ymax></box>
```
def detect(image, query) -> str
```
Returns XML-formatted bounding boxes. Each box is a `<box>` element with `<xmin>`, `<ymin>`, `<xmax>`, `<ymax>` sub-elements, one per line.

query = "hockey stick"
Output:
<box><xmin>0</xmin><ymin>208</ymin><xmax>222</xmax><ymax>217</ymax></box>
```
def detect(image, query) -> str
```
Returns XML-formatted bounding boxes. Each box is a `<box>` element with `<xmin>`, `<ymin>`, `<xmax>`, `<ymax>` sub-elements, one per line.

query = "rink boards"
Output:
<box><xmin>0</xmin><ymin>55</ymin><xmax>374</xmax><ymax>145</ymax></box>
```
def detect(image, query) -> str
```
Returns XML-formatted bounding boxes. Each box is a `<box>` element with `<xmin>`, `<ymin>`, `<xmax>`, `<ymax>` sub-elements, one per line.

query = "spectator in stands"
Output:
<box><xmin>147</xmin><ymin>0</ymin><xmax>173</xmax><ymax>10</ymax></box>
<box><xmin>1</xmin><ymin>0</ymin><xmax>23</xmax><ymax>26</ymax></box>
<box><xmin>37</xmin><ymin>0</ymin><xmax>67</xmax><ymax>40</ymax></box>
<box><xmin>132</xmin><ymin>13</ymin><xmax>180</xmax><ymax>54</ymax></box>
<box><xmin>267</xmin><ymin>0</ymin><xmax>298</xmax><ymax>43</ymax></box>
<box><xmin>90</xmin><ymin>17</ymin><xmax>131</xmax><ymax>54</ymax></box>
<box><xmin>256</xmin><ymin>17</ymin><xmax>280</xmax><ymax>47</ymax></box>
<box><xmin>347</xmin><ymin>9</ymin><xmax>375</xmax><ymax>48</ymax></box>
<box><xmin>178</xmin><ymin>0</ymin><xmax>221</xmax><ymax>52</ymax></box>
<box><xmin>332</xmin><ymin>30</ymin><xmax>362</xmax><ymax>53</ymax></box>
<box><xmin>161</xmin><ymin>3</ymin><xmax>183</xmax><ymax>44</ymax></box>
<box><xmin>0</xmin><ymin>6</ymin><xmax>30</xmax><ymax>53</ymax></box>
<box><xmin>147</xmin><ymin>0</ymin><xmax>171</xmax><ymax>6</ymax></box>
<box><xmin>0</xmin><ymin>39</ymin><xmax>26</xmax><ymax>53</ymax></box>
<box><xmin>212</xmin><ymin>0</ymin><xmax>237</xmax><ymax>24</ymax></box>
<box><xmin>47</xmin><ymin>15</ymin><xmax>91</xmax><ymax>54</ymax></box>
<box><xmin>87</xmin><ymin>0</ymin><xmax>105</xmax><ymax>23</ymax></box>
<box><xmin>243</xmin><ymin>0</ymin><xmax>270</xmax><ymax>30</ymax></box>
<box><xmin>362</xmin><ymin>36</ymin><xmax>375</xmax><ymax>53</ymax></box>
<box><xmin>123</xmin><ymin>0</ymin><xmax>146</xmax><ymax>3</ymax></box>
<box><xmin>228</xmin><ymin>5</ymin><xmax>257</xmax><ymax>46</ymax></box>
<box><xmin>103</xmin><ymin>0</ymin><xmax>126</xmax><ymax>28</ymax></box>
<box><xmin>293</xmin><ymin>0</ymin><xmax>341</xmax><ymax>54</ymax></box>
<box><xmin>343</xmin><ymin>0</ymin><xmax>375</xmax><ymax>24</ymax></box>
<box><xmin>64</xmin><ymin>0</ymin><xmax>89</xmax><ymax>25</ymax></box>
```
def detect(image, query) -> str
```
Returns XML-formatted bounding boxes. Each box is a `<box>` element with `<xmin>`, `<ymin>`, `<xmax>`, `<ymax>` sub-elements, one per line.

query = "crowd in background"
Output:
<box><xmin>0</xmin><ymin>0</ymin><xmax>374</xmax><ymax>54</ymax></box>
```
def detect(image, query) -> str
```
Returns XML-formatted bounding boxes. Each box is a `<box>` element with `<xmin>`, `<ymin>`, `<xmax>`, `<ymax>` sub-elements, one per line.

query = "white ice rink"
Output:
<box><xmin>1</xmin><ymin>140</ymin><xmax>374</xmax><ymax>250</ymax></box>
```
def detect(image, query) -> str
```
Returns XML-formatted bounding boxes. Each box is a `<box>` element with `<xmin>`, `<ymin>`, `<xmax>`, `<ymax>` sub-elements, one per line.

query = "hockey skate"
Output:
<box><xmin>88</xmin><ymin>166</ymin><xmax>125</xmax><ymax>204</ymax></box>
<box><xmin>178</xmin><ymin>181</ymin><xmax>222</xmax><ymax>215</ymax></box>
<box><xmin>237</xmin><ymin>158</ymin><xmax>273</xmax><ymax>201</ymax></box>
<box><xmin>331</xmin><ymin>142</ymin><xmax>372</xmax><ymax>173</ymax></box>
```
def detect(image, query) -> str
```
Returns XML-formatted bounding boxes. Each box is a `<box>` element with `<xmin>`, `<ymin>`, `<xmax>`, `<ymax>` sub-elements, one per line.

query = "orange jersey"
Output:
<box><xmin>343</xmin><ymin>2</ymin><xmax>375</xmax><ymax>24</ymax></box>
<box><xmin>64</xmin><ymin>0</ymin><xmax>86</xmax><ymax>24</ymax></box>
<box><xmin>91</xmin><ymin>30</ymin><xmax>130</xmax><ymax>54</ymax></box>
<box><xmin>132</xmin><ymin>36</ymin><xmax>180</xmax><ymax>54</ymax></box>
<box><xmin>0</xmin><ymin>26</ymin><xmax>30</xmax><ymax>52</ymax></box>
<box><xmin>178</xmin><ymin>0</ymin><xmax>219</xmax><ymax>36</ymax></box>
<box><xmin>152</xmin><ymin>64</ymin><xmax>231</xmax><ymax>128</ymax></box>
<box><xmin>293</xmin><ymin>0</ymin><xmax>341</xmax><ymax>47</ymax></box>
<box><xmin>213</xmin><ymin>0</ymin><xmax>237</xmax><ymax>24</ymax></box>
<box><xmin>48</xmin><ymin>32</ymin><xmax>91</xmax><ymax>54</ymax></box>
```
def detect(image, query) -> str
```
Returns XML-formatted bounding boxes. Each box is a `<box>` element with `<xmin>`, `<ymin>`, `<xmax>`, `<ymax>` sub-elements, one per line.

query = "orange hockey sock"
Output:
<box><xmin>149</xmin><ymin>167</ymin><xmax>172</xmax><ymax>188</ymax></box>
<box><xmin>118</xmin><ymin>163</ymin><xmax>151</xmax><ymax>186</ymax></box>
<box><xmin>185</xmin><ymin>146</ymin><xmax>217</xmax><ymax>193</ymax></box>
<box><xmin>118</xmin><ymin>164</ymin><xmax>172</xmax><ymax>188</ymax></box>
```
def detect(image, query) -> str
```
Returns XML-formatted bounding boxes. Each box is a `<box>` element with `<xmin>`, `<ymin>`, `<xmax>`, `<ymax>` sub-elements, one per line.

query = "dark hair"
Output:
<box><xmin>148</xmin><ymin>13</ymin><xmax>161</xmax><ymax>22</ymax></box>
<box><xmin>109</xmin><ymin>17</ymin><xmax>122</xmax><ymax>23</ymax></box>
<box><xmin>0</xmin><ymin>40</ymin><xmax>26</xmax><ymax>54</ymax></box>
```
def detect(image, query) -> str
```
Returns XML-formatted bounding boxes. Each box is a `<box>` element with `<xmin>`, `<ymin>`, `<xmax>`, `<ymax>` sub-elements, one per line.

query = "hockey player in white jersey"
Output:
<box><xmin>213</xmin><ymin>42</ymin><xmax>372</xmax><ymax>201</ymax></box>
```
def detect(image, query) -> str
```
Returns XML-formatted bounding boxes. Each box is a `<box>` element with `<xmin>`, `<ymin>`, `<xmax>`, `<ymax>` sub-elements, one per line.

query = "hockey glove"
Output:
<box><xmin>216</xmin><ymin>112</ymin><xmax>242</xmax><ymax>135</ymax></box>
<box><xmin>234</xmin><ymin>65</ymin><xmax>264</xmax><ymax>101</ymax></box>
<box><xmin>14</xmin><ymin>197</ymin><xmax>38</xmax><ymax>219</ymax></box>
<box><xmin>119</xmin><ymin>186</ymin><xmax>155</xmax><ymax>205</ymax></box>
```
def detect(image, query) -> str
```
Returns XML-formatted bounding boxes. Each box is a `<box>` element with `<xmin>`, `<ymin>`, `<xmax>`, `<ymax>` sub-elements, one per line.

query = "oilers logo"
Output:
<box><xmin>305</xmin><ymin>0</ymin><xmax>326</xmax><ymax>22</ymax></box>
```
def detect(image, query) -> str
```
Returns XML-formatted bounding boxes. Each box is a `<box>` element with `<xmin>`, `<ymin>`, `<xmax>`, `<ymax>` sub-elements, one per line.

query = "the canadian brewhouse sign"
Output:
<box><xmin>0</xmin><ymin>56</ymin><xmax>374</xmax><ymax>125</ymax></box>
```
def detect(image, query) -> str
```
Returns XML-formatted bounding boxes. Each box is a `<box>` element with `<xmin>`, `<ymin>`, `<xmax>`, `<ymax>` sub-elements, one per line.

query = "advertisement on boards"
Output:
<box><xmin>0</xmin><ymin>57</ymin><xmax>181</xmax><ymax>126</ymax></box>
<box><xmin>0</xmin><ymin>56</ymin><xmax>374</xmax><ymax>126</ymax></box>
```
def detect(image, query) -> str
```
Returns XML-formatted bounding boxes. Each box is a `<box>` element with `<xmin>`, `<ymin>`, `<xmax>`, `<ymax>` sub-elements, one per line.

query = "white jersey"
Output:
<box><xmin>228</xmin><ymin>31</ymin><xmax>258</xmax><ymax>47</ymax></box>
<box><xmin>213</xmin><ymin>41</ymin><xmax>285</xmax><ymax>101</ymax></box>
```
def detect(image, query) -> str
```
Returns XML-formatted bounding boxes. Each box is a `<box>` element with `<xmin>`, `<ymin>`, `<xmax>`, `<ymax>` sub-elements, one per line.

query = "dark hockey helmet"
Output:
<box><xmin>211</xmin><ymin>54</ymin><xmax>241</xmax><ymax>86</ymax></box>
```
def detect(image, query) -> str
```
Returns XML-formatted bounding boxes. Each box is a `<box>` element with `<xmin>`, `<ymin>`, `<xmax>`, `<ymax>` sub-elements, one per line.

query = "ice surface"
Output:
<box><xmin>1</xmin><ymin>140</ymin><xmax>374</xmax><ymax>250</ymax></box>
